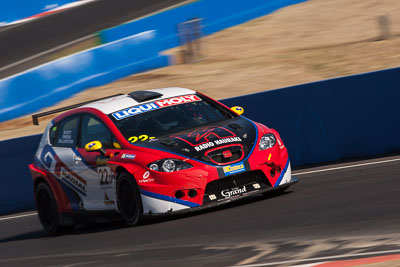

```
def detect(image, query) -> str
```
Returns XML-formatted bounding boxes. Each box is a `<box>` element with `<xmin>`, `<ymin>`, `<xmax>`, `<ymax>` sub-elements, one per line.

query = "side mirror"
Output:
<box><xmin>231</xmin><ymin>106</ymin><xmax>244</xmax><ymax>115</ymax></box>
<box><xmin>85</xmin><ymin>141</ymin><xmax>106</xmax><ymax>155</ymax></box>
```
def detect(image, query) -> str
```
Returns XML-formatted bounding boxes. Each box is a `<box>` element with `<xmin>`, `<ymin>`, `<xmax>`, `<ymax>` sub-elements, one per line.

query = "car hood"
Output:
<box><xmin>137</xmin><ymin>116</ymin><xmax>258</xmax><ymax>165</ymax></box>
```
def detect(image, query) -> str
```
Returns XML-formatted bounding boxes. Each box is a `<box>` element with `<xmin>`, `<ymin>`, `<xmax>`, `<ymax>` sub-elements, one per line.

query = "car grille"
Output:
<box><xmin>203</xmin><ymin>170</ymin><xmax>271</xmax><ymax>204</ymax></box>
<box><xmin>205</xmin><ymin>144</ymin><xmax>243</xmax><ymax>164</ymax></box>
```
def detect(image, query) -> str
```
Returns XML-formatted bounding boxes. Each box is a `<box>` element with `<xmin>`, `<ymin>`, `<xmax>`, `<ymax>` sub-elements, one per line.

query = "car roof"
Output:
<box><xmin>81</xmin><ymin>87</ymin><xmax>196</xmax><ymax>115</ymax></box>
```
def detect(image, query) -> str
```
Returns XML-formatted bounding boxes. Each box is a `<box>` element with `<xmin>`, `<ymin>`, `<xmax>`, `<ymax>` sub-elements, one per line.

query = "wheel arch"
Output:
<box><xmin>109</xmin><ymin>162</ymin><xmax>144</xmax><ymax>183</ymax></box>
<box><xmin>29</xmin><ymin>164</ymin><xmax>72</xmax><ymax>213</ymax></box>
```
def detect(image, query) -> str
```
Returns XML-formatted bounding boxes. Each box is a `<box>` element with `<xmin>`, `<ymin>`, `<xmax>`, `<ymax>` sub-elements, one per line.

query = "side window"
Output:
<box><xmin>80</xmin><ymin>115</ymin><xmax>113</xmax><ymax>149</ymax></box>
<box><xmin>54</xmin><ymin>116</ymin><xmax>80</xmax><ymax>148</ymax></box>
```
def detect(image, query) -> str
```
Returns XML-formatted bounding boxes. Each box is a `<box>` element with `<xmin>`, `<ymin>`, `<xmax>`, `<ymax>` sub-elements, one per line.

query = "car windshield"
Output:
<box><xmin>109</xmin><ymin>95</ymin><xmax>236</xmax><ymax>142</ymax></box>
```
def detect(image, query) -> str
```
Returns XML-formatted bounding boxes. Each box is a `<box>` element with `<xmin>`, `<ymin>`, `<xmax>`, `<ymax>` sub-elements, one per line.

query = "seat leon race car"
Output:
<box><xmin>29</xmin><ymin>87</ymin><xmax>298</xmax><ymax>234</ymax></box>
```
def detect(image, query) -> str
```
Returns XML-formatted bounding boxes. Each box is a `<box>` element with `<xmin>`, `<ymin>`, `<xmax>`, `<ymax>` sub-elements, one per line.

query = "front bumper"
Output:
<box><xmin>141</xmin><ymin>176</ymin><xmax>299</xmax><ymax>216</ymax></box>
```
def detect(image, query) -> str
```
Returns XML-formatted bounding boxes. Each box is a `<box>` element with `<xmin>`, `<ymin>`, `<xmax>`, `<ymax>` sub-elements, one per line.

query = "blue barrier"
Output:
<box><xmin>221</xmin><ymin>67</ymin><xmax>400</xmax><ymax>167</ymax></box>
<box><xmin>0</xmin><ymin>134</ymin><xmax>41</xmax><ymax>214</ymax></box>
<box><xmin>1</xmin><ymin>67</ymin><xmax>400</xmax><ymax>215</ymax></box>
<box><xmin>0</xmin><ymin>0</ymin><xmax>76</xmax><ymax>25</ymax></box>
<box><xmin>0</xmin><ymin>30</ymin><xmax>170</xmax><ymax>123</ymax></box>
<box><xmin>100</xmin><ymin>0</ymin><xmax>307</xmax><ymax>50</ymax></box>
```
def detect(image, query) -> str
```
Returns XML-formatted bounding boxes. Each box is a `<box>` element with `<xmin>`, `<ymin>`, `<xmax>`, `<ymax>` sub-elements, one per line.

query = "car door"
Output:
<box><xmin>73</xmin><ymin>114</ymin><xmax>118</xmax><ymax>211</ymax></box>
<box><xmin>49</xmin><ymin>115</ymin><xmax>88</xmax><ymax>210</ymax></box>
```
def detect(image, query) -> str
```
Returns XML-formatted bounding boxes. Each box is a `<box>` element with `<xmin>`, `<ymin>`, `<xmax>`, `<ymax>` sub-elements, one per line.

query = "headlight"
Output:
<box><xmin>259</xmin><ymin>134</ymin><xmax>276</xmax><ymax>150</ymax></box>
<box><xmin>147</xmin><ymin>159</ymin><xmax>193</xmax><ymax>172</ymax></box>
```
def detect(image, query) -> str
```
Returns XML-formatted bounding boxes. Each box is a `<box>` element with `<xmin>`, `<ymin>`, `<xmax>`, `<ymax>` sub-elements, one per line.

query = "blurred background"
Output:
<box><xmin>1</xmin><ymin>0</ymin><xmax>400</xmax><ymax>139</ymax></box>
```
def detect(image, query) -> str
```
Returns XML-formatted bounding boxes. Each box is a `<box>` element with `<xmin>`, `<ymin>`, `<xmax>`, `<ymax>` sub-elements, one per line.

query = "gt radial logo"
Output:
<box><xmin>60</xmin><ymin>167</ymin><xmax>87</xmax><ymax>196</ymax></box>
<box><xmin>39</xmin><ymin>145</ymin><xmax>88</xmax><ymax>196</ymax></box>
<box><xmin>221</xmin><ymin>186</ymin><xmax>247</xmax><ymax>198</ymax></box>
<box><xmin>112</xmin><ymin>95</ymin><xmax>201</xmax><ymax>120</ymax></box>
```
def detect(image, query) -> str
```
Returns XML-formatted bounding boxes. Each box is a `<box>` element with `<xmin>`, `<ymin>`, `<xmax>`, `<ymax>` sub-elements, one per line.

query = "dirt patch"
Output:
<box><xmin>354</xmin><ymin>259</ymin><xmax>400</xmax><ymax>267</ymax></box>
<box><xmin>2</xmin><ymin>0</ymin><xmax>400</xmax><ymax>140</ymax></box>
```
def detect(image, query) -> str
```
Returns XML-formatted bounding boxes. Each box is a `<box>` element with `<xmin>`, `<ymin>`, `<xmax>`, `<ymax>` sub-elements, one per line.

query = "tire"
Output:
<box><xmin>116</xmin><ymin>171</ymin><xmax>143</xmax><ymax>226</ymax></box>
<box><xmin>35</xmin><ymin>182</ymin><xmax>66</xmax><ymax>234</ymax></box>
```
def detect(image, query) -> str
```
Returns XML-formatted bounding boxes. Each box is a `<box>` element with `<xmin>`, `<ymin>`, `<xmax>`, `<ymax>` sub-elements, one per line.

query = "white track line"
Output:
<box><xmin>293</xmin><ymin>157</ymin><xmax>400</xmax><ymax>176</ymax></box>
<box><xmin>125</xmin><ymin>0</ymin><xmax>198</xmax><ymax>24</ymax></box>
<box><xmin>1</xmin><ymin>0</ymin><xmax>97</xmax><ymax>28</ymax></box>
<box><xmin>0</xmin><ymin>212</ymin><xmax>37</xmax><ymax>221</ymax></box>
<box><xmin>233</xmin><ymin>249</ymin><xmax>400</xmax><ymax>267</ymax></box>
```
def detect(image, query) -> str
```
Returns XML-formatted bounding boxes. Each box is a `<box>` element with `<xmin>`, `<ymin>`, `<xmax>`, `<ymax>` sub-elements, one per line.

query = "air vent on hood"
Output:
<box><xmin>228</xmin><ymin>123</ymin><xmax>242</xmax><ymax>131</ymax></box>
<box><xmin>205</xmin><ymin>144</ymin><xmax>244</xmax><ymax>165</ymax></box>
<box><xmin>159</xmin><ymin>138</ymin><xmax>177</xmax><ymax>146</ymax></box>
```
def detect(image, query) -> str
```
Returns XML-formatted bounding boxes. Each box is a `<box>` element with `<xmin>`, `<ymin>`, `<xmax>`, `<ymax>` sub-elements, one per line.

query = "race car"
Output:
<box><xmin>29</xmin><ymin>87</ymin><xmax>298</xmax><ymax>234</ymax></box>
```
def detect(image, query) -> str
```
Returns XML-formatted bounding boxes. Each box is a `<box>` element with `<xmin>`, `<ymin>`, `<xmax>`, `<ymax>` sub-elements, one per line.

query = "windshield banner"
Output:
<box><xmin>112</xmin><ymin>95</ymin><xmax>201</xmax><ymax>120</ymax></box>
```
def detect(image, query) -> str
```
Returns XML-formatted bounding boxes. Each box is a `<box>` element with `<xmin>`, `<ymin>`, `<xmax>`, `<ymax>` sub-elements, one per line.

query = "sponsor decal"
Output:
<box><xmin>121</xmin><ymin>154</ymin><xmax>136</xmax><ymax>160</ymax></box>
<box><xmin>253</xmin><ymin>183</ymin><xmax>261</xmax><ymax>189</ymax></box>
<box><xmin>222</xmin><ymin>162</ymin><xmax>246</xmax><ymax>175</ymax></box>
<box><xmin>112</xmin><ymin>94</ymin><xmax>200</xmax><ymax>120</ymax></box>
<box><xmin>209</xmin><ymin>194</ymin><xmax>217</xmax><ymax>200</ymax></box>
<box><xmin>42</xmin><ymin>151</ymin><xmax>56</xmax><ymax>172</ymax></box>
<box><xmin>139</xmin><ymin>170</ymin><xmax>154</xmax><ymax>183</ymax></box>
<box><xmin>268</xmin><ymin>153</ymin><xmax>272</xmax><ymax>161</ymax></box>
<box><xmin>61</xmin><ymin>167</ymin><xmax>87</xmax><ymax>195</ymax></box>
<box><xmin>198</xmin><ymin>137</ymin><xmax>242</xmax><ymax>151</ymax></box>
<box><xmin>214</xmin><ymin>136</ymin><xmax>242</xmax><ymax>145</ymax></box>
<box><xmin>40</xmin><ymin>145</ymin><xmax>88</xmax><ymax>196</ymax></box>
<box><xmin>221</xmin><ymin>186</ymin><xmax>246</xmax><ymax>198</ymax></box>
<box><xmin>97</xmin><ymin>166</ymin><xmax>113</xmax><ymax>188</ymax></box>
<box><xmin>112</xmin><ymin>103</ymin><xmax>159</xmax><ymax>120</ymax></box>
<box><xmin>194</xmin><ymin>141</ymin><xmax>214</xmax><ymax>152</ymax></box>
<box><xmin>58</xmin><ymin>130</ymin><xmax>74</xmax><ymax>144</ymax></box>
<box><xmin>154</xmin><ymin>94</ymin><xmax>200</xmax><ymax>107</ymax></box>
<box><xmin>173</xmin><ymin>126</ymin><xmax>242</xmax><ymax>152</ymax></box>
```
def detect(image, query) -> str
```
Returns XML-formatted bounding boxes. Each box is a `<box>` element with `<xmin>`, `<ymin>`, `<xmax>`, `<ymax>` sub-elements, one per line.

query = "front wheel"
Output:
<box><xmin>117</xmin><ymin>171</ymin><xmax>143</xmax><ymax>226</ymax></box>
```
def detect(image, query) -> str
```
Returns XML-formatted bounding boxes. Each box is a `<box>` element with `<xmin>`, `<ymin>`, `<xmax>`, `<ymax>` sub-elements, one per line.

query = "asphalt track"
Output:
<box><xmin>0</xmin><ymin>0</ymin><xmax>188</xmax><ymax>73</ymax></box>
<box><xmin>0</xmin><ymin>157</ymin><xmax>399</xmax><ymax>266</ymax></box>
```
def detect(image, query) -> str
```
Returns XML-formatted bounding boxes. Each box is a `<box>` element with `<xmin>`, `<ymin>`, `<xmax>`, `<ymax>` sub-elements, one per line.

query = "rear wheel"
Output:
<box><xmin>36</xmin><ymin>182</ymin><xmax>73</xmax><ymax>234</ymax></box>
<box><xmin>117</xmin><ymin>171</ymin><xmax>143</xmax><ymax>226</ymax></box>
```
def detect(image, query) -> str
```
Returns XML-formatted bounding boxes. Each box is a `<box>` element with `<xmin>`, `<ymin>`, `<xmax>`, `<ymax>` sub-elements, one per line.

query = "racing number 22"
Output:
<box><xmin>97</xmin><ymin>166</ymin><xmax>113</xmax><ymax>186</ymax></box>
<box><xmin>128</xmin><ymin>135</ymin><xmax>155</xmax><ymax>143</ymax></box>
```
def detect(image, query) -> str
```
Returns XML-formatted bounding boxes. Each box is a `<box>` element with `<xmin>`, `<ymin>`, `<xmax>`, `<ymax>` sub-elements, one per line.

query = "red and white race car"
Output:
<box><xmin>29</xmin><ymin>87</ymin><xmax>298</xmax><ymax>234</ymax></box>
